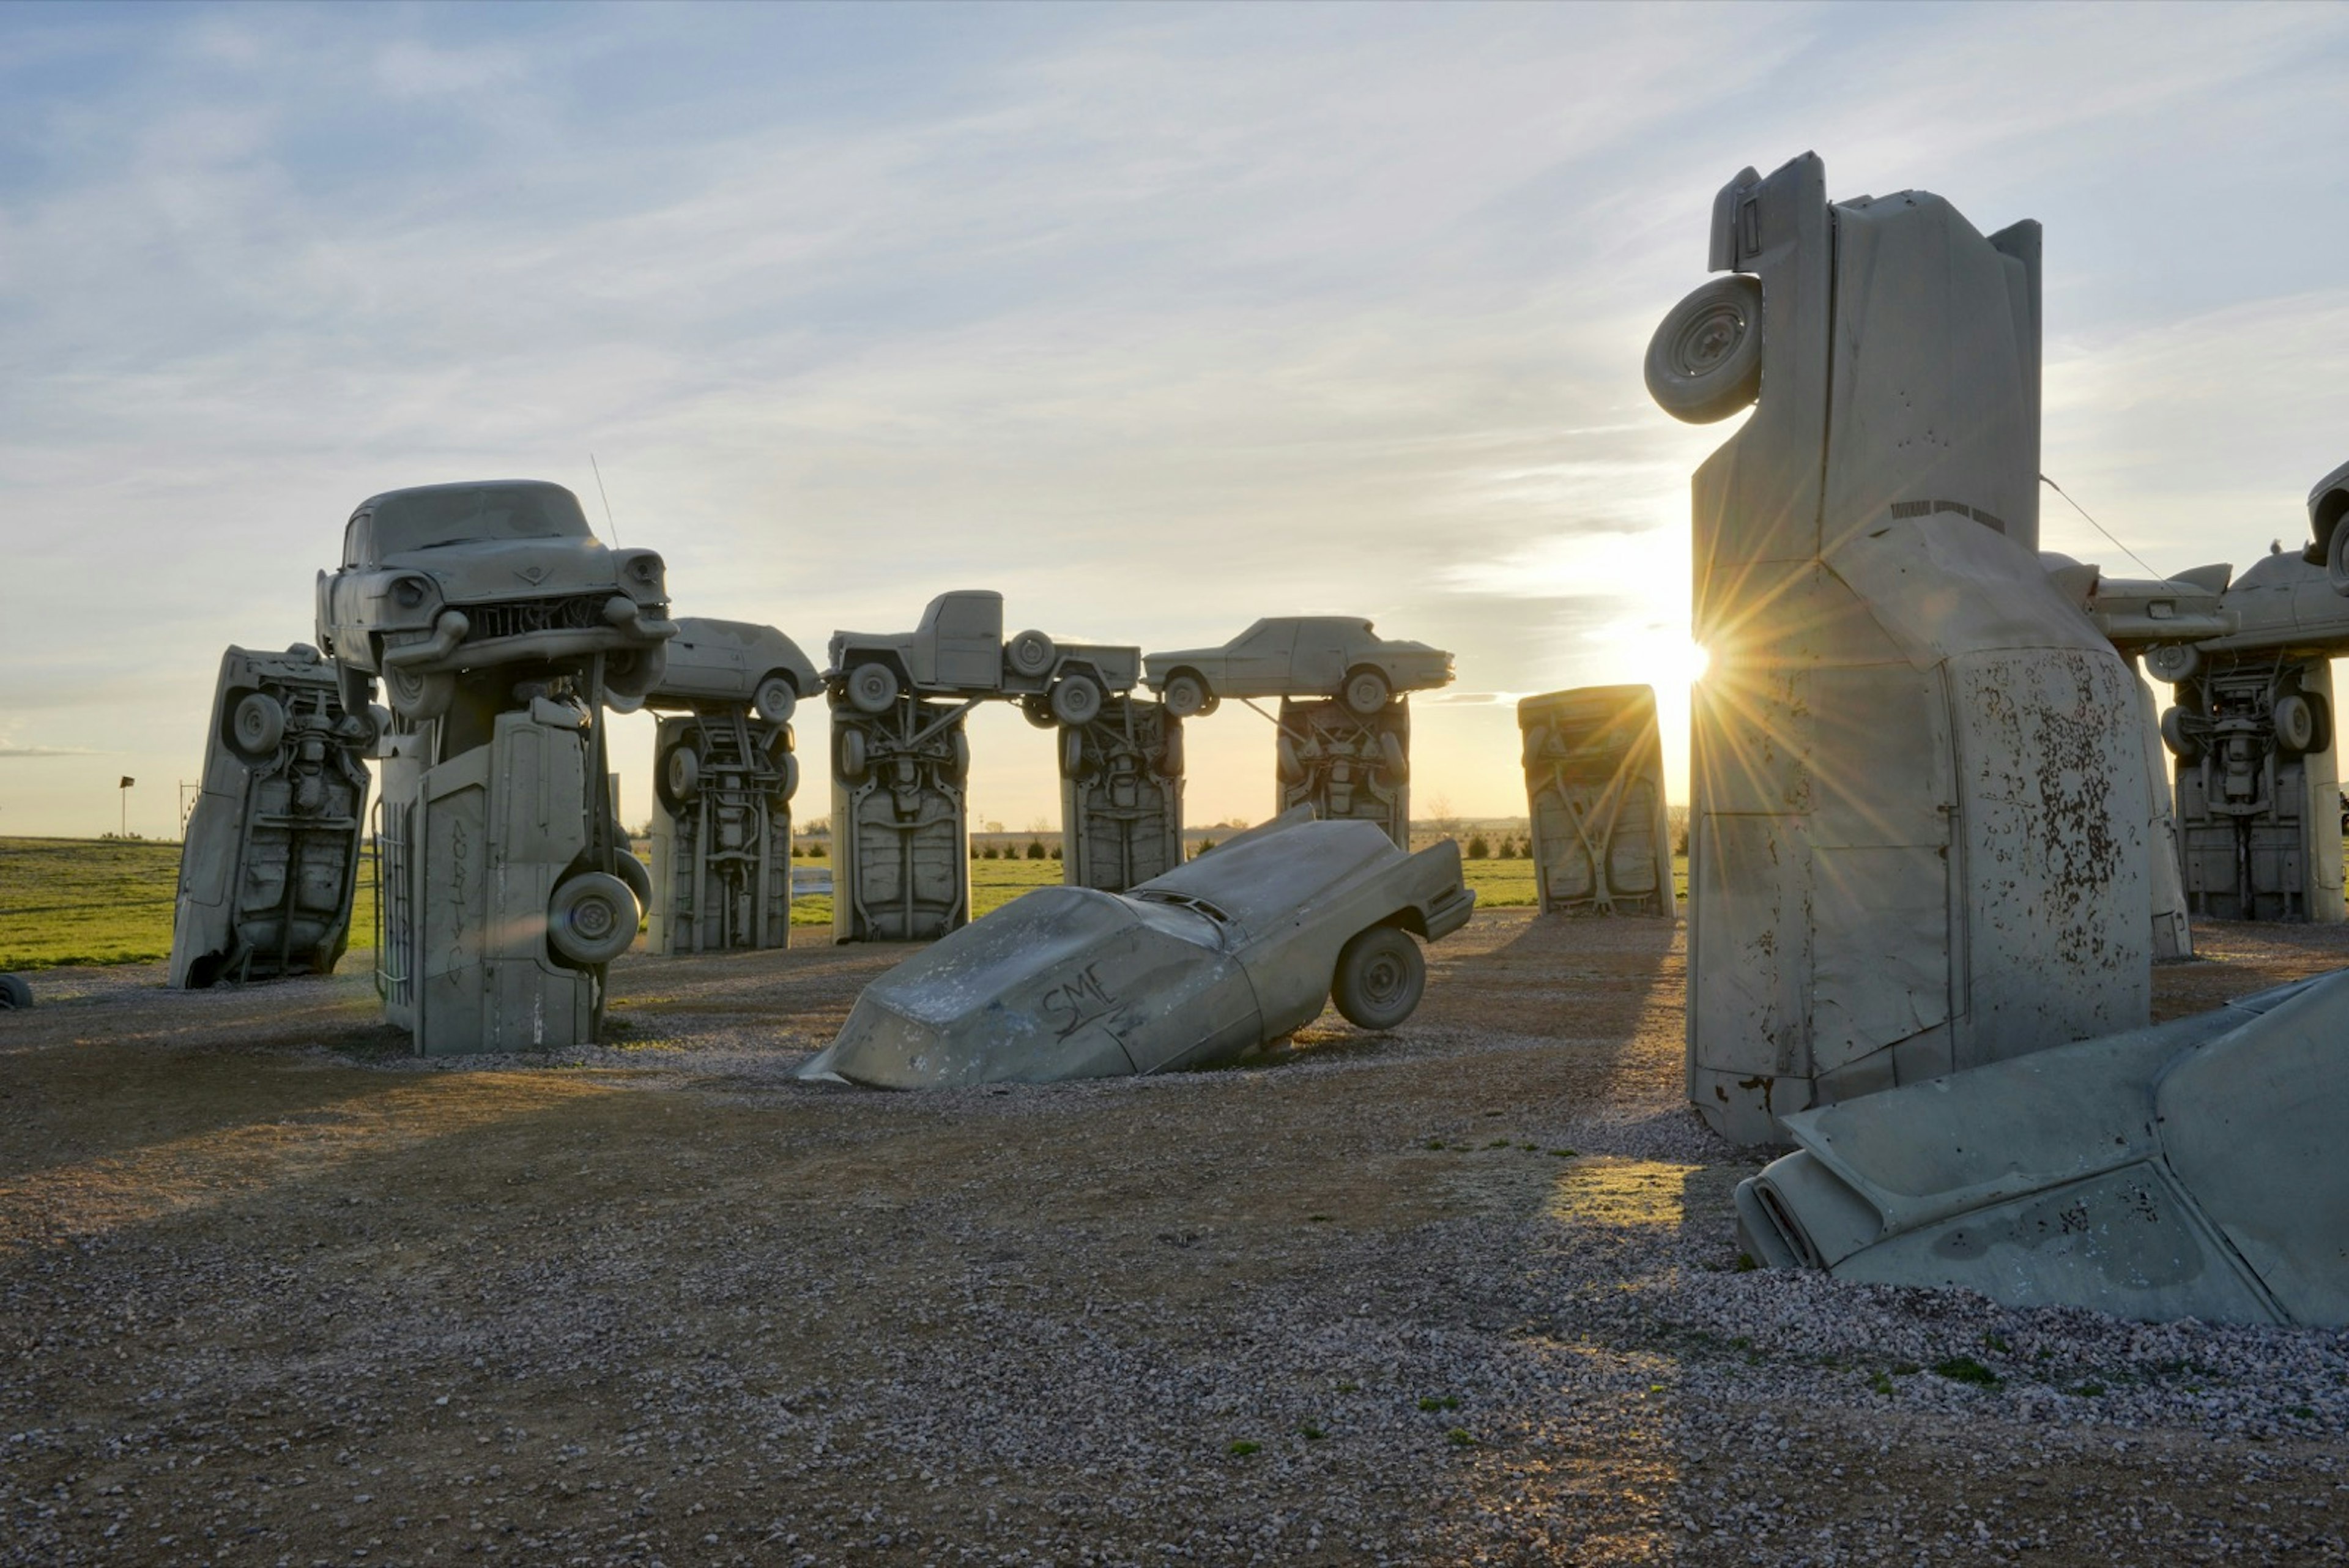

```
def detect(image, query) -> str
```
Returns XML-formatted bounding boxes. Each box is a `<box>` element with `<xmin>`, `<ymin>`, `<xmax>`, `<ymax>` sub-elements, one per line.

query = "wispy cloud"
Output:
<box><xmin>1</xmin><ymin>2</ymin><xmax>2345</xmax><ymax>832</ymax></box>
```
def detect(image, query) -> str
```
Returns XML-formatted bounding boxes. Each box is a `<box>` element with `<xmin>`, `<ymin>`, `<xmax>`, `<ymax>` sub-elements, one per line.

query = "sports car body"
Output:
<box><xmin>797</xmin><ymin>808</ymin><xmax>1475</xmax><ymax>1088</ymax></box>
<box><xmin>1736</xmin><ymin>969</ymin><xmax>2349</xmax><ymax>1326</ymax></box>
<box><xmin>316</xmin><ymin>480</ymin><xmax>676</xmax><ymax>721</ymax></box>
<box><xmin>1144</xmin><ymin>619</ymin><xmax>1453</xmax><ymax>719</ymax></box>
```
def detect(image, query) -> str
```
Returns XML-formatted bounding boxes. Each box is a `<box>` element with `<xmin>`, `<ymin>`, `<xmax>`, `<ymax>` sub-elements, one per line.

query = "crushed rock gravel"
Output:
<box><xmin>1</xmin><ymin>912</ymin><xmax>2344</xmax><ymax>1566</ymax></box>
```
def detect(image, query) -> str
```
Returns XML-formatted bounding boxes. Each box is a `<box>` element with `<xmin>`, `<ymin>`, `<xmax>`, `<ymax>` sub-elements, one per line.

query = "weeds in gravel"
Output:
<box><xmin>1485</xmin><ymin>1138</ymin><xmax>1512</xmax><ymax>1148</ymax></box>
<box><xmin>1226</xmin><ymin>1440</ymin><xmax>1260</xmax><ymax>1457</ymax></box>
<box><xmin>1445</xmin><ymin>1428</ymin><xmax>1476</xmax><ymax>1447</ymax></box>
<box><xmin>1734</xmin><ymin>1252</ymin><xmax>1757</xmax><ymax>1271</ymax></box>
<box><xmin>1984</xmin><ymin>1331</ymin><xmax>2012</xmax><ymax>1353</ymax></box>
<box><xmin>1934</xmin><ymin>1355</ymin><xmax>2001</xmax><ymax>1388</ymax></box>
<box><xmin>1307</xmin><ymin>1214</ymin><xmax>1333</xmax><ymax>1224</ymax></box>
<box><xmin>2073</xmin><ymin>1381</ymin><xmax>2107</xmax><ymax>1396</ymax></box>
<box><xmin>1418</xmin><ymin>1394</ymin><xmax>1460</xmax><ymax>1412</ymax></box>
<box><xmin>1334</xmin><ymin>1382</ymin><xmax>1359</xmax><ymax>1394</ymax></box>
<box><xmin>1868</xmin><ymin>1371</ymin><xmax>1895</xmax><ymax>1396</ymax></box>
<box><xmin>1299</xmin><ymin>1424</ymin><xmax>1326</xmax><ymax>1441</ymax></box>
<box><xmin>1548</xmin><ymin>1148</ymin><xmax>1578</xmax><ymax>1157</ymax></box>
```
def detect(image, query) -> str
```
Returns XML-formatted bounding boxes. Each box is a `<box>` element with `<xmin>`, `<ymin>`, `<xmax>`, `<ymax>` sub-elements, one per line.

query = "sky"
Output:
<box><xmin>2</xmin><ymin>1</ymin><xmax>2347</xmax><ymax>839</ymax></box>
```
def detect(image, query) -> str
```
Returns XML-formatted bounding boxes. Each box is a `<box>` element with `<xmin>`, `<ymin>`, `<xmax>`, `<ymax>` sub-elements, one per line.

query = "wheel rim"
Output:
<box><xmin>1668</xmin><ymin>300</ymin><xmax>1749</xmax><ymax>378</ymax></box>
<box><xmin>1360</xmin><ymin>949</ymin><xmax>1409</xmax><ymax>1008</ymax></box>
<box><xmin>569</xmin><ymin>896</ymin><xmax>617</xmax><ymax>943</ymax></box>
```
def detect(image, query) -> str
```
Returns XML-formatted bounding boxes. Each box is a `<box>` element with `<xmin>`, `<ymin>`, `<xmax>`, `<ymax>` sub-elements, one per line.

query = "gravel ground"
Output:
<box><xmin>2</xmin><ymin>912</ymin><xmax>2345</xmax><ymax>1567</ymax></box>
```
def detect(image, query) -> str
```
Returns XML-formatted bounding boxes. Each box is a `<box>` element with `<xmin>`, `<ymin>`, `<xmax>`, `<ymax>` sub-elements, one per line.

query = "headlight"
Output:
<box><xmin>628</xmin><ymin>555</ymin><xmax>663</xmax><ymax>589</ymax></box>
<box><xmin>392</xmin><ymin>576</ymin><xmax>430</xmax><ymax>609</ymax></box>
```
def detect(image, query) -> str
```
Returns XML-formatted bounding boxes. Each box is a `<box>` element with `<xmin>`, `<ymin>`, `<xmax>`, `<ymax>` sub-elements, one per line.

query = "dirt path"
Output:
<box><xmin>2</xmin><ymin>913</ymin><xmax>2343</xmax><ymax>1566</ymax></box>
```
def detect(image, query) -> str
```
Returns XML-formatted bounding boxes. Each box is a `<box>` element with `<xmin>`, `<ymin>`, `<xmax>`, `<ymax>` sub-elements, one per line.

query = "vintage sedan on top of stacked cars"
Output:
<box><xmin>798</xmin><ymin>807</ymin><xmax>1477</xmax><ymax>1088</ymax></box>
<box><xmin>617</xmin><ymin>617</ymin><xmax>822</xmax><ymax>724</ymax></box>
<box><xmin>315</xmin><ymin>480</ymin><xmax>677</xmax><ymax>722</ymax></box>
<box><xmin>1143</xmin><ymin>617</ymin><xmax>1454</xmax><ymax>719</ymax></box>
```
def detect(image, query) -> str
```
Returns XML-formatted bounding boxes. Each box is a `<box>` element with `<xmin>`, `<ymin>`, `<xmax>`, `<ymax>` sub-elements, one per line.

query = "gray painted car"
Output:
<box><xmin>1736</xmin><ymin>970</ymin><xmax>2349</xmax><ymax>1327</ymax></box>
<box><xmin>628</xmin><ymin>617</ymin><xmax>820</xmax><ymax>723</ymax></box>
<box><xmin>827</xmin><ymin>590</ymin><xmax>1140</xmax><ymax>726</ymax></box>
<box><xmin>316</xmin><ymin>480</ymin><xmax>677</xmax><ymax>723</ymax></box>
<box><xmin>170</xmin><ymin>644</ymin><xmax>373</xmax><ymax>988</ymax></box>
<box><xmin>797</xmin><ymin>808</ymin><xmax>1475</xmax><ymax>1088</ymax></box>
<box><xmin>1144</xmin><ymin>618</ymin><xmax>1454</xmax><ymax>720</ymax></box>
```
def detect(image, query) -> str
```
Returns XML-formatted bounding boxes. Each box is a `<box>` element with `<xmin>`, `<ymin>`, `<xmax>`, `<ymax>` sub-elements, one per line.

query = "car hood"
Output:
<box><xmin>381</xmin><ymin>535</ymin><xmax>621</xmax><ymax>601</ymax></box>
<box><xmin>798</xmin><ymin>886</ymin><xmax>1260</xmax><ymax>1088</ymax></box>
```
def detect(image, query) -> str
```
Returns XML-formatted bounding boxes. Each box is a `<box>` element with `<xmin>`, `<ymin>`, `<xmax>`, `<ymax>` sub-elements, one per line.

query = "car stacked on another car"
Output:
<box><xmin>1143</xmin><ymin>617</ymin><xmax>1454</xmax><ymax>719</ymax></box>
<box><xmin>316</xmin><ymin>480</ymin><xmax>677</xmax><ymax>723</ymax></box>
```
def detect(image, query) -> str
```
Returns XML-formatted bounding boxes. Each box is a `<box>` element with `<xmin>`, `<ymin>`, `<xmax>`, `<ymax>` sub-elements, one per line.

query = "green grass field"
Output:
<box><xmin>0</xmin><ymin>837</ymin><xmax>1673</xmax><ymax>971</ymax></box>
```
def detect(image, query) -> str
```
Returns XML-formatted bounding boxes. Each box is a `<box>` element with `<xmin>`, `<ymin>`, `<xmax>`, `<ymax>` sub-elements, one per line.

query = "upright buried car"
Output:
<box><xmin>798</xmin><ymin>808</ymin><xmax>1475</xmax><ymax>1087</ymax></box>
<box><xmin>316</xmin><ymin>480</ymin><xmax>677</xmax><ymax>722</ymax></box>
<box><xmin>1144</xmin><ymin>618</ymin><xmax>1453</xmax><ymax>720</ymax></box>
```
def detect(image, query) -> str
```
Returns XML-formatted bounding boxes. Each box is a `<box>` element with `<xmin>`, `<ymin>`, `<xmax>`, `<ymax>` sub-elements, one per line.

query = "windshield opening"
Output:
<box><xmin>367</xmin><ymin>485</ymin><xmax>591</xmax><ymax>556</ymax></box>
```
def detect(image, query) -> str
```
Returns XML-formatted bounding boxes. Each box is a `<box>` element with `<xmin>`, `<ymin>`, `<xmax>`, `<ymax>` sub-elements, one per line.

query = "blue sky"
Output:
<box><xmin>2</xmin><ymin>1</ymin><xmax>2346</xmax><ymax>836</ymax></box>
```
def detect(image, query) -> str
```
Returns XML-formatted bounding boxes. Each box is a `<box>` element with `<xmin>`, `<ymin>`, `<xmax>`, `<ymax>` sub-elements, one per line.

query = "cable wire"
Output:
<box><xmin>2040</xmin><ymin>473</ymin><xmax>2159</xmax><ymax>578</ymax></box>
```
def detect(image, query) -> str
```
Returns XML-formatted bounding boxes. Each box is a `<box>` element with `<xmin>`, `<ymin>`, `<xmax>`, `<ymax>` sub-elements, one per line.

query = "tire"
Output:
<box><xmin>1342</xmin><ymin>666</ymin><xmax>1391</xmax><ymax>718</ymax></box>
<box><xmin>547</xmin><ymin>872</ymin><xmax>639</xmax><ymax>967</ymax></box>
<box><xmin>231</xmin><ymin>692</ymin><xmax>287</xmax><ymax>759</ymax></box>
<box><xmin>2274</xmin><ymin>694</ymin><xmax>2318</xmax><ymax>754</ymax></box>
<box><xmin>836</xmin><ymin>727</ymin><xmax>869</xmax><ymax>783</ymax></box>
<box><xmin>1380</xmin><ymin>730</ymin><xmax>1409</xmax><ymax>782</ymax></box>
<box><xmin>2145</xmin><ymin>643</ymin><xmax>2201</xmax><ymax>685</ymax></box>
<box><xmin>1645</xmin><ymin>275</ymin><xmax>1764</xmax><ymax>424</ymax></box>
<box><xmin>385</xmin><ymin>665</ymin><xmax>456</xmax><ymax>723</ymax></box>
<box><xmin>1061</xmin><ymin>728</ymin><xmax>1091</xmax><ymax>780</ymax></box>
<box><xmin>754</xmin><ymin>672</ymin><xmax>797</xmax><ymax>724</ymax></box>
<box><xmin>365</xmin><ymin>704</ymin><xmax>394</xmax><ymax>748</ymax></box>
<box><xmin>846</xmin><ymin>662</ymin><xmax>900</xmax><ymax>715</ymax></box>
<box><xmin>613</xmin><ymin>850</ymin><xmax>653</xmax><ymax>912</ymax></box>
<box><xmin>664</xmin><ymin>745</ymin><xmax>701</xmax><ymax>806</ymax></box>
<box><xmin>1050</xmin><ymin>672</ymin><xmax>1104</xmax><ymax>727</ymax></box>
<box><xmin>1020</xmin><ymin>696</ymin><xmax>1057</xmax><ymax>730</ymax></box>
<box><xmin>1006</xmin><ymin>630</ymin><xmax>1056</xmax><ymax>678</ymax></box>
<box><xmin>2159</xmin><ymin>706</ymin><xmax>2201</xmax><ymax>762</ymax></box>
<box><xmin>1154</xmin><ymin>719</ymin><xmax>1185</xmax><ymax>779</ymax></box>
<box><xmin>1275</xmin><ymin>735</ymin><xmax>1306</xmax><ymax>784</ymax></box>
<box><xmin>0</xmin><ymin>974</ymin><xmax>31</xmax><ymax>1010</ymax></box>
<box><xmin>1162</xmin><ymin>671</ymin><xmax>1209</xmax><ymax>720</ymax></box>
<box><xmin>604</xmin><ymin>642</ymin><xmax>667</xmax><ymax>700</ymax></box>
<box><xmin>949</xmin><ymin>730</ymin><xmax>971</xmax><ymax>783</ymax></box>
<box><xmin>2330</xmin><ymin>518</ymin><xmax>2349</xmax><ymax>596</ymax></box>
<box><xmin>775</xmin><ymin>752</ymin><xmax>800</xmax><ymax>804</ymax></box>
<box><xmin>1330</xmin><ymin>925</ymin><xmax>1426</xmax><ymax>1031</ymax></box>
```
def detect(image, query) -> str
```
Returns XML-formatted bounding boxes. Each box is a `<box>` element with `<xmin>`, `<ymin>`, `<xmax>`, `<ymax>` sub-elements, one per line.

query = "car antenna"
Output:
<box><xmin>590</xmin><ymin>453</ymin><xmax>621</xmax><ymax>546</ymax></box>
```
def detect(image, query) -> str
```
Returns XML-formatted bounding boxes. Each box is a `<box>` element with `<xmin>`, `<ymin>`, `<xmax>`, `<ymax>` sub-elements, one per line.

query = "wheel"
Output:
<box><xmin>1020</xmin><ymin>696</ymin><xmax>1057</xmax><ymax>730</ymax></box>
<box><xmin>836</xmin><ymin>727</ymin><xmax>869</xmax><ymax>783</ymax></box>
<box><xmin>664</xmin><ymin>745</ymin><xmax>701</xmax><ymax>805</ymax></box>
<box><xmin>1275</xmin><ymin>735</ymin><xmax>1306</xmax><ymax>784</ymax></box>
<box><xmin>1645</xmin><ymin>275</ymin><xmax>1764</xmax><ymax>424</ymax></box>
<box><xmin>2274</xmin><ymin>694</ymin><xmax>2318</xmax><ymax>754</ymax></box>
<box><xmin>2331</xmin><ymin>518</ymin><xmax>2349</xmax><ymax>595</ymax></box>
<box><xmin>230</xmin><ymin>692</ymin><xmax>287</xmax><ymax>759</ymax></box>
<box><xmin>2159</xmin><ymin>706</ymin><xmax>2202</xmax><ymax>762</ymax></box>
<box><xmin>604</xmin><ymin>642</ymin><xmax>667</xmax><ymax>700</ymax></box>
<box><xmin>1162</xmin><ymin>671</ymin><xmax>1210</xmax><ymax>719</ymax></box>
<box><xmin>846</xmin><ymin>662</ymin><xmax>900</xmax><ymax>715</ymax></box>
<box><xmin>1342</xmin><ymin>666</ymin><xmax>1391</xmax><ymax>718</ymax></box>
<box><xmin>1380</xmin><ymin>730</ymin><xmax>1409</xmax><ymax>782</ymax></box>
<box><xmin>546</xmin><ymin>872</ymin><xmax>639</xmax><ymax>967</ymax></box>
<box><xmin>1006</xmin><ymin>630</ymin><xmax>1056</xmax><ymax>678</ymax></box>
<box><xmin>774</xmin><ymin>752</ymin><xmax>800</xmax><ymax>804</ymax></box>
<box><xmin>1330</xmin><ymin>926</ymin><xmax>1425</xmax><ymax>1031</ymax></box>
<box><xmin>2145</xmin><ymin>643</ymin><xmax>2201</xmax><ymax>685</ymax></box>
<box><xmin>949</xmin><ymin>730</ymin><xmax>971</xmax><ymax>783</ymax></box>
<box><xmin>0</xmin><ymin>974</ymin><xmax>30</xmax><ymax>1010</ymax></box>
<box><xmin>1050</xmin><ymin>672</ymin><xmax>1104</xmax><ymax>727</ymax></box>
<box><xmin>365</xmin><ymin>704</ymin><xmax>393</xmax><ymax>748</ymax></box>
<box><xmin>1061</xmin><ymin>728</ymin><xmax>1091</xmax><ymax>780</ymax></box>
<box><xmin>754</xmin><ymin>672</ymin><xmax>797</xmax><ymax>724</ymax></box>
<box><xmin>613</xmin><ymin>850</ymin><xmax>653</xmax><ymax>912</ymax></box>
<box><xmin>384</xmin><ymin>665</ymin><xmax>456</xmax><ymax>723</ymax></box>
<box><xmin>1154</xmin><ymin>719</ymin><xmax>1185</xmax><ymax>779</ymax></box>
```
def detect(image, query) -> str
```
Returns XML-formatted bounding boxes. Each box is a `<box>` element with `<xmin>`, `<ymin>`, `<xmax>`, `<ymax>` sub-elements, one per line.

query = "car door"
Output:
<box><xmin>1290</xmin><ymin>621</ymin><xmax>1355</xmax><ymax>691</ymax></box>
<box><xmin>925</xmin><ymin>592</ymin><xmax>1004</xmax><ymax>689</ymax></box>
<box><xmin>1231</xmin><ymin>622</ymin><xmax>1301</xmax><ymax>689</ymax></box>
